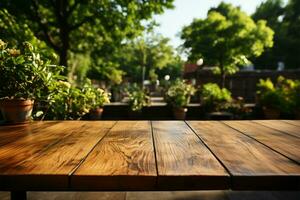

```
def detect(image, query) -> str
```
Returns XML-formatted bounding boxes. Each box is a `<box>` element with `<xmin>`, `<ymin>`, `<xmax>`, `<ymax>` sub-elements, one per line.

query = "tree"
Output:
<box><xmin>181</xmin><ymin>2</ymin><xmax>274</xmax><ymax>88</ymax></box>
<box><xmin>0</xmin><ymin>9</ymin><xmax>57</xmax><ymax>62</ymax></box>
<box><xmin>252</xmin><ymin>0</ymin><xmax>286</xmax><ymax>69</ymax></box>
<box><xmin>284</xmin><ymin>0</ymin><xmax>300</xmax><ymax>69</ymax></box>
<box><xmin>0</xmin><ymin>0</ymin><xmax>174</xmax><ymax>75</ymax></box>
<box><xmin>108</xmin><ymin>33</ymin><xmax>180</xmax><ymax>85</ymax></box>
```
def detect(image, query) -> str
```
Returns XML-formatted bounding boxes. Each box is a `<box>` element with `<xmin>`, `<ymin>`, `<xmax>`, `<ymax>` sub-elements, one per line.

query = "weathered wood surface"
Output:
<box><xmin>72</xmin><ymin>121</ymin><xmax>157</xmax><ymax>190</ymax></box>
<box><xmin>187</xmin><ymin>121</ymin><xmax>300</xmax><ymax>190</ymax></box>
<box><xmin>283</xmin><ymin>120</ymin><xmax>300</xmax><ymax>127</ymax></box>
<box><xmin>224</xmin><ymin>121</ymin><xmax>300</xmax><ymax>163</ymax></box>
<box><xmin>0</xmin><ymin>120</ymin><xmax>299</xmax><ymax>191</ymax></box>
<box><xmin>2</xmin><ymin>191</ymin><xmax>300</xmax><ymax>200</ymax></box>
<box><xmin>0</xmin><ymin>121</ymin><xmax>116</xmax><ymax>190</ymax></box>
<box><xmin>152</xmin><ymin>121</ymin><xmax>229</xmax><ymax>190</ymax></box>
<box><xmin>254</xmin><ymin>120</ymin><xmax>300</xmax><ymax>138</ymax></box>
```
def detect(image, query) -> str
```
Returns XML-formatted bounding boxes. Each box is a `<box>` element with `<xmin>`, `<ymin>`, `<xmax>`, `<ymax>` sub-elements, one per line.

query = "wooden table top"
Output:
<box><xmin>0</xmin><ymin>120</ymin><xmax>299</xmax><ymax>191</ymax></box>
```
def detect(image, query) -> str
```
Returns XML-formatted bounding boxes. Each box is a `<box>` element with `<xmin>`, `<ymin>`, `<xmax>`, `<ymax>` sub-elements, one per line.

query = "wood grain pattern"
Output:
<box><xmin>254</xmin><ymin>120</ymin><xmax>300</xmax><ymax>138</ymax></box>
<box><xmin>224</xmin><ymin>121</ymin><xmax>300</xmax><ymax>163</ymax></box>
<box><xmin>152</xmin><ymin>121</ymin><xmax>229</xmax><ymax>190</ymax></box>
<box><xmin>72</xmin><ymin>121</ymin><xmax>157</xmax><ymax>190</ymax></box>
<box><xmin>0</xmin><ymin>121</ymin><xmax>116</xmax><ymax>190</ymax></box>
<box><xmin>187</xmin><ymin>121</ymin><xmax>300</xmax><ymax>190</ymax></box>
<box><xmin>0</xmin><ymin>120</ymin><xmax>300</xmax><ymax>191</ymax></box>
<box><xmin>283</xmin><ymin>120</ymin><xmax>300</xmax><ymax>127</ymax></box>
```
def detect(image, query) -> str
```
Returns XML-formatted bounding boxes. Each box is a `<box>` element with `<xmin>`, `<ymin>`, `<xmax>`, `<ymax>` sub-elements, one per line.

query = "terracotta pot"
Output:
<box><xmin>0</xmin><ymin>99</ymin><xmax>34</xmax><ymax>124</ymax></box>
<box><xmin>263</xmin><ymin>107</ymin><xmax>280</xmax><ymax>119</ymax></box>
<box><xmin>89</xmin><ymin>108</ymin><xmax>104</xmax><ymax>120</ymax></box>
<box><xmin>173</xmin><ymin>107</ymin><xmax>187</xmax><ymax>120</ymax></box>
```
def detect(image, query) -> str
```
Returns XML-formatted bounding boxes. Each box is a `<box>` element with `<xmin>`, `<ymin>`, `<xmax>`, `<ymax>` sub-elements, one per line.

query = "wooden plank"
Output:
<box><xmin>187</xmin><ymin>121</ymin><xmax>300</xmax><ymax>190</ymax></box>
<box><xmin>72</xmin><ymin>121</ymin><xmax>157</xmax><ymax>191</ymax></box>
<box><xmin>282</xmin><ymin>120</ymin><xmax>300</xmax><ymax>127</ymax></box>
<box><xmin>152</xmin><ymin>121</ymin><xmax>229</xmax><ymax>190</ymax></box>
<box><xmin>254</xmin><ymin>120</ymin><xmax>300</xmax><ymax>138</ymax></box>
<box><xmin>224</xmin><ymin>121</ymin><xmax>300</xmax><ymax>163</ymax></box>
<box><xmin>0</xmin><ymin>121</ymin><xmax>116</xmax><ymax>190</ymax></box>
<box><xmin>0</xmin><ymin>121</ymin><xmax>60</xmax><ymax>146</ymax></box>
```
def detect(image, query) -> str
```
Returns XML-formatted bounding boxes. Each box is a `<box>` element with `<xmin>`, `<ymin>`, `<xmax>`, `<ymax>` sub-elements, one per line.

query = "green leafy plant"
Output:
<box><xmin>291</xmin><ymin>81</ymin><xmax>300</xmax><ymax>112</ymax></box>
<box><xmin>181</xmin><ymin>2</ymin><xmax>274</xmax><ymax>87</ymax></box>
<box><xmin>45</xmin><ymin>81</ymin><xmax>89</xmax><ymax>120</ymax></box>
<box><xmin>200</xmin><ymin>83</ymin><xmax>232</xmax><ymax>112</ymax></box>
<box><xmin>0</xmin><ymin>39</ymin><xmax>62</xmax><ymax>100</ymax></box>
<box><xmin>127</xmin><ymin>85</ymin><xmax>150</xmax><ymax>112</ymax></box>
<box><xmin>44</xmin><ymin>79</ymin><xmax>110</xmax><ymax>120</ymax></box>
<box><xmin>165</xmin><ymin>79</ymin><xmax>196</xmax><ymax>108</ymax></box>
<box><xmin>256</xmin><ymin>76</ymin><xmax>296</xmax><ymax>114</ymax></box>
<box><xmin>226</xmin><ymin>97</ymin><xmax>253</xmax><ymax>119</ymax></box>
<box><xmin>82</xmin><ymin>79</ymin><xmax>110</xmax><ymax>110</ymax></box>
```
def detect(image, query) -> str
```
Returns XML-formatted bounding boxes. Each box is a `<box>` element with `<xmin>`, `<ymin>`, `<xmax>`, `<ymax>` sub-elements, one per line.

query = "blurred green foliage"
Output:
<box><xmin>96</xmin><ymin>32</ymin><xmax>182</xmax><ymax>84</ymax></box>
<box><xmin>0</xmin><ymin>0</ymin><xmax>174</xmax><ymax>77</ymax></box>
<box><xmin>45</xmin><ymin>79</ymin><xmax>110</xmax><ymax>120</ymax></box>
<box><xmin>126</xmin><ymin>84</ymin><xmax>150</xmax><ymax>112</ymax></box>
<box><xmin>256</xmin><ymin>76</ymin><xmax>299</xmax><ymax>115</ymax></box>
<box><xmin>200</xmin><ymin>83</ymin><xmax>232</xmax><ymax>112</ymax></box>
<box><xmin>253</xmin><ymin>0</ymin><xmax>300</xmax><ymax>69</ymax></box>
<box><xmin>0</xmin><ymin>39</ymin><xmax>63</xmax><ymax>100</ymax></box>
<box><xmin>181</xmin><ymin>2</ymin><xmax>274</xmax><ymax>87</ymax></box>
<box><xmin>0</xmin><ymin>9</ymin><xmax>57</xmax><ymax>62</ymax></box>
<box><xmin>165</xmin><ymin>79</ymin><xmax>196</xmax><ymax>108</ymax></box>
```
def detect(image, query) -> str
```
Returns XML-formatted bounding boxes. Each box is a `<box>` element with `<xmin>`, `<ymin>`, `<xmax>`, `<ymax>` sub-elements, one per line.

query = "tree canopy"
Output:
<box><xmin>0</xmin><ymin>9</ymin><xmax>56</xmax><ymax>61</ymax></box>
<box><xmin>181</xmin><ymin>2</ymin><xmax>274</xmax><ymax>87</ymax></box>
<box><xmin>0</xmin><ymin>0</ymin><xmax>174</xmax><ymax>75</ymax></box>
<box><xmin>118</xmin><ymin>33</ymin><xmax>180</xmax><ymax>84</ymax></box>
<box><xmin>88</xmin><ymin>32</ymin><xmax>182</xmax><ymax>85</ymax></box>
<box><xmin>252</xmin><ymin>0</ymin><xmax>286</xmax><ymax>69</ymax></box>
<box><xmin>253</xmin><ymin>0</ymin><xmax>300</xmax><ymax>69</ymax></box>
<box><xmin>284</xmin><ymin>0</ymin><xmax>300</xmax><ymax>69</ymax></box>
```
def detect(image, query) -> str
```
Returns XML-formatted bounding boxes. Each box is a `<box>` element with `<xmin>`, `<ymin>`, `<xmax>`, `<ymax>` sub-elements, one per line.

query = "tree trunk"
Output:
<box><xmin>142</xmin><ymin>65</ymin><xmax>145</xmax><ymax>89</ymax></box>
<box><xmin>56</xmin><ymin>0</ymin><xmax>70</xmax><ymax>76</ymax></box>
<box><xmin>220</xmin><ymin>64</ymin><xmax>226</xmax><ymax>88</ymax></box>
<box><xmin>59</xmin><ymin>47</ymin><xmax>68</xmax><ymax>75</ymax></box>
<box><xmin>221</xmin><ymin>72</ymin><xmax>226</xmax><ymax>88</ymax></box>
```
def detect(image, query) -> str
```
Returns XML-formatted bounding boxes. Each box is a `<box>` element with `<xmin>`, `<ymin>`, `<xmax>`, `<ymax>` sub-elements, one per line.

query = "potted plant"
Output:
<box><xmin>83</xmin><ymin>80</ymin><xmax>110</xmax><ymax>120</ymax></box>
<box><xmin>0</xmin><ymin>39</ymin><xmax>59</xmax><ymax>124</ymax></box>
<box><xmin>256</xmin><ymin>77</ymin><xmax>293</xmax><ymax>119</ymax></box>
<box><xmin>127</xmin><ymin>85</ymin><xmax>150</xmax><ymax>119</ymax></box>
<box><xmin>165</xmin><ymin>79</ymin><xmax>196</xmax><ymax>120</ymax></box>
<box><xmin>44</xmin><ymin>81</ymin><xmax>89</xmax><ymax>120</ymax></box>
<box><xmin>200</xmin><ymin>83</ymin><xmax>233</xmax><ymax>119</ymax></box>
<box><xmin>289</xmin><ymin>80</ymin><xmax>300</xmax><ymax>119</ymax></box>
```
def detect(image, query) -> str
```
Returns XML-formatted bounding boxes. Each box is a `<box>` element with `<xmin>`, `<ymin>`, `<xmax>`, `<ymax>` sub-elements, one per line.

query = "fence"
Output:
<box><xmin>188</xmin><ymin>69</ymin><xmax>300</xmax><ymax>103</ymax></box>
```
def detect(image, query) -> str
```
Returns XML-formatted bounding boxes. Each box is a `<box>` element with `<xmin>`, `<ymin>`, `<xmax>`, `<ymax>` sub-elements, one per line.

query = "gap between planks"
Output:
<box><xmin>221</xmin><ymin>121</ymin><xmax>300</xmax><ymax>165</ymax></box>
<box><xmin>68</xmin><ymin>121</ymin><xmax>118</xmax><ymax>184</ymax></box>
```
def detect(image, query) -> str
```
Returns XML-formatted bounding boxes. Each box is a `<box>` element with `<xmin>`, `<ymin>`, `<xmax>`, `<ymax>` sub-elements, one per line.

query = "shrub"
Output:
<box><xmin>127</xmin><ymin>85</ymin><xmax>150</xmax><ymax>112</ymax></box>
<box><xmin>200</xmin><ymin>83</ymin><xmax>232</xmax><ymax>112</ymax></box>
<box><xmin>82</xmin><ymin>79</ymin><xmax>110</xmax><ymax>110</ymax></box>
<box><xmin>0</xmin><ymin>39</ymin><xmax>62</xmax><ymax>100</ymax></box>
<box><xmin>45</xmin><ymin>81</ymin><xmax>89</xmax><ymax>120</ymax></box>
<box><xmin>44</xmin><ymin>79</ymin><xmax>110</xmax><ymax>120</ymax></box>
<box><xmin>256</xmin><ymin>76</ymin><xmax>296</xmax><ymax>114</ymax></box>
<box><xmin>291</xmin><ymin>81</ymin><xmax>300</xmax><ymax>112</ymax></box>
